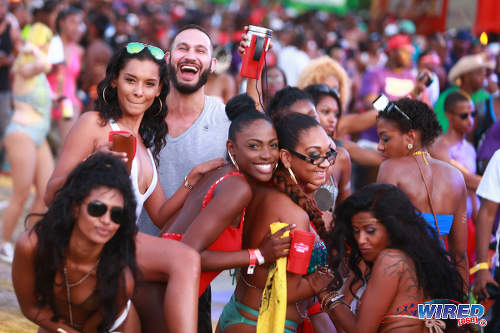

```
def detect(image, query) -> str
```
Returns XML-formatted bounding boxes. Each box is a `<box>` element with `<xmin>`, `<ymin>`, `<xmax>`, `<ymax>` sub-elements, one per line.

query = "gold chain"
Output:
<box><xmin>63</xmin><ymin>259</ymin><xmax>100</xmax><ymax>326</ymax></box>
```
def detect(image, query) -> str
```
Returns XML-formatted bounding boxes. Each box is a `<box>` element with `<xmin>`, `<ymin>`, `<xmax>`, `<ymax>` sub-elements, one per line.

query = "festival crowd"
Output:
<box><xmin>0</xmin><ymin>0</ymin><xmax>499</xmax><ymax>332</ymax></box>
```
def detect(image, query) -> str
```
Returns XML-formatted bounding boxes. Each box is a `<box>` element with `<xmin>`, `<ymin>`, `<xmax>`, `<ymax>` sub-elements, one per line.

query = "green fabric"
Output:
<box><xmin>283</xmin><ymin>0</ymin><xmax>358</xmax><ymax>15</ymax></box>
<box><xmin>433</xmin><ymin>87</ymin><xmax>490</xmax><ymax>132</ymax></box>
<box><xmin>219</xmin><ymin>295</ymin><xmax>298</xmax><ymax>333</ymax></box>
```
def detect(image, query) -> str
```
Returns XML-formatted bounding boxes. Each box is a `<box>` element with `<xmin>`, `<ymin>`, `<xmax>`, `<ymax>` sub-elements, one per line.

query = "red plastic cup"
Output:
<box><xmin>240</xmin><ymin>25</ymin><xmax>272</xmax><ymax>79</ymax></box>
<box><xmin>287</xmin><ymin>230</ymin><xmax>315</xmax><ymax>275</ymax></box>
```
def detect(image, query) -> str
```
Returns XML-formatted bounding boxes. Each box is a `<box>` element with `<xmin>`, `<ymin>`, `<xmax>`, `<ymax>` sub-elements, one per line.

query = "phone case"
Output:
<box><xmin>108</xmin><ymin>131</ymin><xmax>136</xmax><ymax>173</ymax></box>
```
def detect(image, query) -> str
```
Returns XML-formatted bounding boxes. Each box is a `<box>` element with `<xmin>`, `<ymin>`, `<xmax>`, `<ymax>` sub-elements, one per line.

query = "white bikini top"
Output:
<box><xmin>109</xmin><ymin>120</ymin><xmax>158</xmax><ymax>222</ymax></box>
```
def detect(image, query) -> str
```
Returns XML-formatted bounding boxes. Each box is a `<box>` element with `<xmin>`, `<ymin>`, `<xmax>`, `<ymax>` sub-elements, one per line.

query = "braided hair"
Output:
<box><xmin>273</xmin><ymin>113</ymin><xmax>328</xmax><ymax>240</ymax></box>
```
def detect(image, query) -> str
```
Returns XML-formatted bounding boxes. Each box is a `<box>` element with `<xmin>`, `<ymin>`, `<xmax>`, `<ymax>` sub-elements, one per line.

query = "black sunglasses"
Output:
<box><xmin>289</xmin><ymin>148</ymin><xmax>338</xmax><ymax>165</ymax></box>
<box><xmin>87</xmin><ymin>200</ymin><xmax>125</xmax><ymax>224</ymax></box>
<box><xmin>455</xmin><ymin>111</ymin><xmax>477</xmax><ymax>120</ymax></box>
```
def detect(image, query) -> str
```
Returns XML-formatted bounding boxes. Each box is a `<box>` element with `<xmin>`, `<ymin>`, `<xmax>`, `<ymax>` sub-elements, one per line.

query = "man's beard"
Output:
<box><xmin>168</xmin><ymin>61</ymin><xmax>210</xmax><ymax>94</ymax></box>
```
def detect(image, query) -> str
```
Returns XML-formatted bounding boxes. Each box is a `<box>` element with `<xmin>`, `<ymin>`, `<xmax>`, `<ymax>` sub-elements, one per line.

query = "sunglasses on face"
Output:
<box><xmin>289</xmin><ymin>148</ymin><xmax>338</xmax><ymax>166</ymax></box>
<box><xmin>87</xmin><ymin>200</ymin><xmax>125</xmax><ymax>224</ymax></box>
<box><xmin>455</xmin><ymin>111</ymin><xmax>477</xmax><ymax>120</ymax></box>
<box><xmin>126</xmin><ymin>42</ymin><xmax>165</xmax><ymax>61</ymax></box>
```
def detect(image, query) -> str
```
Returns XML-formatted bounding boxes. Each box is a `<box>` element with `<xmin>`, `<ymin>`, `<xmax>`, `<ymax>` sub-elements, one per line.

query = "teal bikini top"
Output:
<box><xmin>307</xmin><ymin>239</ymin><xmax>328</xmax><ymax>275</ymax></box>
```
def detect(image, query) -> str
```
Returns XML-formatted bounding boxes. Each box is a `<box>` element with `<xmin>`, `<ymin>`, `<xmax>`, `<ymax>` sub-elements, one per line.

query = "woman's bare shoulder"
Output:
<box><xmin>373</xmin><ymin>249</ymin><xmax>415</xmax><ymax>278</ymax></box>
<box><xmin>15</xmin><ymin>229</ymin><xmax>38</xmax><ymax>257</ymax></box>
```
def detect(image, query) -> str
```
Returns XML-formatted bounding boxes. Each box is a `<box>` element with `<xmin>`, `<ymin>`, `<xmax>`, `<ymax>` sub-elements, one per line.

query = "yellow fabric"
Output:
<box><xmin>257</xmin><ymin>222</ymin><xmax>290</xmax><ymax>333</ymax></box>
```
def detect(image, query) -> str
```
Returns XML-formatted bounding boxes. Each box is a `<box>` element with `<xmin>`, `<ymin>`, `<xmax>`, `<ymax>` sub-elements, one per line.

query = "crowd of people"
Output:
<box><xmin>0</xmin><ymin>0</ymin><xmax>499</xmax><ymax>332</ymax></box>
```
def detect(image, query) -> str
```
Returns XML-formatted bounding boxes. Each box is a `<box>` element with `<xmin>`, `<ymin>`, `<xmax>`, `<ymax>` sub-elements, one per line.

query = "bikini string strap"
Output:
<box><xmin>413</xmin><ymin>155</ymin><xmax>442</xmax><ymax>238</ymax></box>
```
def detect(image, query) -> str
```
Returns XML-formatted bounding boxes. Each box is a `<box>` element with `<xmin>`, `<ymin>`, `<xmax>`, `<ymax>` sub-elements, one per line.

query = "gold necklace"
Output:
<box><xmin>413</xmin><ymin>150</ymin><xmax>430</xmax><ymax>165</ymax></box>
<box><xmin>63</xmin><ymin>259</ymin><xmax>100</xmax><ymax>326</ymax></box>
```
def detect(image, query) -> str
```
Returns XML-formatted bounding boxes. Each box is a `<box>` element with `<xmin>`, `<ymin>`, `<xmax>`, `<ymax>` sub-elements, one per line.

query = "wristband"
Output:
<box><xmin>183</xmin><ymin>176</ymin><xmax>194</xmax><ymax>191</ymax></box>
<box><xmin>307</xmin><ymin>301</ymin><xmax>322</xmax><ymax>317</ymax></box>
<box><xmin>470</xmin><ymin>262</ymin><xmax>490</xmax><ymax>275</ymax></box>
<box><xmin>254</xmin><ymin>248</ymin><xmax>265</xmax><ymax>265</ymax></box>
<box><xmin>247</xmin><ymin>249</ymin><xmax>257</xmax><ymax>274</ymax></box>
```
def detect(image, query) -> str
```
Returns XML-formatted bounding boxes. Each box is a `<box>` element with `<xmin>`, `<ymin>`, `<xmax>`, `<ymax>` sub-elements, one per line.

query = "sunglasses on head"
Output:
<box><xmin>311</xmin><ymin>84</ymin><xmax>340</xmax><ymax>99</ymax></box>
<box><xmin>289</xmin><ymin>148</ymin><xmax>338</xmax><ymax>166</ymax></box>
<box><xmin>126</xmin><ymin>42</ymin><xmax>165</xmax><ymax>61</ymax></box>
<box><xmin>87</xmin><ymin>200</ymin><xmax>125</xmax><ymax>224</ymax></box>
<box><xmin>455</xmin><ymin>111</ymin><xmax>477</xmax><ymax>120</ymax></box>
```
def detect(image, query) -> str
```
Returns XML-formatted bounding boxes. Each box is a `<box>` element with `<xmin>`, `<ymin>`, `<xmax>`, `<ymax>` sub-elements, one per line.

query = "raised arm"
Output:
<box><xmin>44</xmin><ymin>112</ymin><xmax>122</xmax><ymax>205</ymax></box>
<box><xmin>343</xmin><ymin>139</ymin><xmax>383</xmax><ymax>167</ymax></box>
<box><xmin>13</xmin><ymin>44</ymin><xmax>51</xmax><ymax>78</ymax></box>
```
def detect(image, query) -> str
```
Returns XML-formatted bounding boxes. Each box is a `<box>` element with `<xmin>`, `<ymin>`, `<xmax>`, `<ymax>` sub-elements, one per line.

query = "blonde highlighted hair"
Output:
<box><xmin>297</xmin><ymin>56</ymin><xmax>351</xmax><ymax>111</ymax></box>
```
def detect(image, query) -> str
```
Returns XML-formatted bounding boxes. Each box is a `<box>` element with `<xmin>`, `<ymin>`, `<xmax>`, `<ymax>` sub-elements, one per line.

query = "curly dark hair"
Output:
<box><xmin>267</xmin><ymin>86</ymin><xmax>314</xmax><ymax>121</ymax></box>
<box><xmin>273</xmin><ymin>113</ymin><xmax>328</xmax><ymax>240</ymax></box>
<box><xmin>95</xmin><ymin>44</ymin><xmax>169</xmax><ymax>165</ymax></box>
<box><xmin>304</xmin><ymin>84</ymin><xmax>342</xmax><ymax>117</ymax></box>
<box><xmin>328</xmin><ymin>183</ymin><xmax>465</xmax><ymax>304</ymax></box>
<box><xmin>32</xmin><ymin>153</ymin><xmax>138</xmax><ymax>333</ymax></box>
<box><xmin>377</xmin><ymin>98</ymin><xmax>442</xmax><ymax>147</ymax></box>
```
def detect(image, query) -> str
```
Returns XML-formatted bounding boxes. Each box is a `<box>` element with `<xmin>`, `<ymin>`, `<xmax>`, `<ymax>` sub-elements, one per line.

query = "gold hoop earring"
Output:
<box><xmin>154</xmin><ymin>97</ymin><xmax>163</xmax><ymax>117</ymax></box>
<box><xmin>102</xmin><ymin>86</ymin><xmax>109</xmax><ymax>104</ymax></box>
<box><xmin>287</xmin><ymin>168</ymin><xmax>298</xmax><ymax>184</ymax></box>
<box><xmin>228</xmin><ymin>151</ymin><xmax>240</xmax><ymax>171</ymax></box>
<box><xmin>407</xmin><ymin>143</ymin><xmax>413</xmax><ymax>150</ymax></box>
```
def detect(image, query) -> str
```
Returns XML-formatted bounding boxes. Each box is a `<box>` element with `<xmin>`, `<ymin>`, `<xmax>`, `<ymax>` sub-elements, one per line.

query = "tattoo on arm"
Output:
<box><xmin>379</xmin><ymin>251</ymin><xmax>418</xmax><ymax>296</ymax></box>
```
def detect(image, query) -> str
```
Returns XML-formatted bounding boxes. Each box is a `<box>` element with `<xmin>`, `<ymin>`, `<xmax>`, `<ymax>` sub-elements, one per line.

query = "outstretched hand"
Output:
<box><xmin>258</xmin><ymin>224</ymin><xmax>295</xmax><ymax>263</ymax></box>
<box><xmin>188</xmin><ymin>158</ymin><xmax>226</xmax><ymax>185</ymax></box>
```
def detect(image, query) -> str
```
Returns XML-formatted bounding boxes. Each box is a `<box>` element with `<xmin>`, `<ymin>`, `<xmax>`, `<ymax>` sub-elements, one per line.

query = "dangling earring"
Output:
<box><xmin>273</xmin><ymin>163</ymin><xmax>278</xmax><ymax>172</ymax></box>
<box><xmin>287</xmin><ymin>168</ymin><xmax>298</xmax><ymax>185</ymax></box>
<box><xmin>102</xmin><ymin>86</ymin><xmax>109</xmax><ymax>104</ymax></box>
<box><xmin>228</xmin><ymin>151</ymin><xmax>240</xmax><ymax>171</ymax></box>
<box><xmin>407</xmin><ymin>143</ymin><xmax>413</xmax><ymax>150</ymax></box>
<box><xmin>153</xmin><ymin>97</ymin><xmax>163</xmax><ymax>117</ymax></box>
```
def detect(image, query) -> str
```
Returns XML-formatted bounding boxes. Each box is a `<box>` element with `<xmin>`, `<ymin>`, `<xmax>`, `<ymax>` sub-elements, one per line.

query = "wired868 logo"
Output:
<box><xmin>418</xmin><ymin>300</ymin><xmax>487</xmax><ymax>327</ymax></box>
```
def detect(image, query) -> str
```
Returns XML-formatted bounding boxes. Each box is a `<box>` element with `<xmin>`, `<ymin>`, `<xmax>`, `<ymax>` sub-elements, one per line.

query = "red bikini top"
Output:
<box><xmin>163</xmin><ymin>171</ymin><xmax>247</xmax><ymax>296</ymax></box>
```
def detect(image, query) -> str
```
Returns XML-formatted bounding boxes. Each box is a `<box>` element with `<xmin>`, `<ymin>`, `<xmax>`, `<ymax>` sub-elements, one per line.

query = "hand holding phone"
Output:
<box><xmin>417</xmin><ymin>71</ymin><xmax>433</xmax><ymax>87</ymax></box>
<box><xmin>109</xmin><ymin>131</ymin><xmax>136</xmax><ymax>174</ymax></box>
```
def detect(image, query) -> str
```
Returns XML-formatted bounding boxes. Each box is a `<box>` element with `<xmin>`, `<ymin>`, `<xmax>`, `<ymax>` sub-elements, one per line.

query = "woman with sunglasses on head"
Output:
<box><xmin>320</xmin><ymin>183</ymin><xmax>465</xmax><ymax>333</ymax></box>
<box><xmin>305</xmin><ymin>84</ymin><xmax>352</xmax><ymax>211</ymax></box>
<box><xmin>44</xmin><ymin>42</ymin><xmax>219</xmax><ymax>332</ymax></box>
<box><xmin>134</xmin><ymin>94</ymin><xmax>293</xmax><ymax>333</ymax></box>
<box><xmin>376</xmin><ymin>98</ymin><xmax>468</xmax><ymax>286</ymax></box>
<box><xmin>45</xmin><ymin>42</ymin><xmax>223</xmax><ymax>229</ymax></box>
<box><xmin>217</xmin><ymin>113</ymin><xmax>336</xmax><ymax>333</ymax></box>
<box><xmin>13</xmin><ymin>153</ymin><xmax>139</xmax><ymax>332</ymax></box>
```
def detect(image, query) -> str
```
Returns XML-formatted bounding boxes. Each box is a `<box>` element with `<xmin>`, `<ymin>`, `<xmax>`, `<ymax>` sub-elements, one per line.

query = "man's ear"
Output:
<box><xmin>210</xmin><ymin>57</ymin><xmax>217</xmax><ymax>73</ymax></box>
<box><xmin>280</xmin><ymin>149</ymin><xmax>292</xmax><ymax>169</ymax></box>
